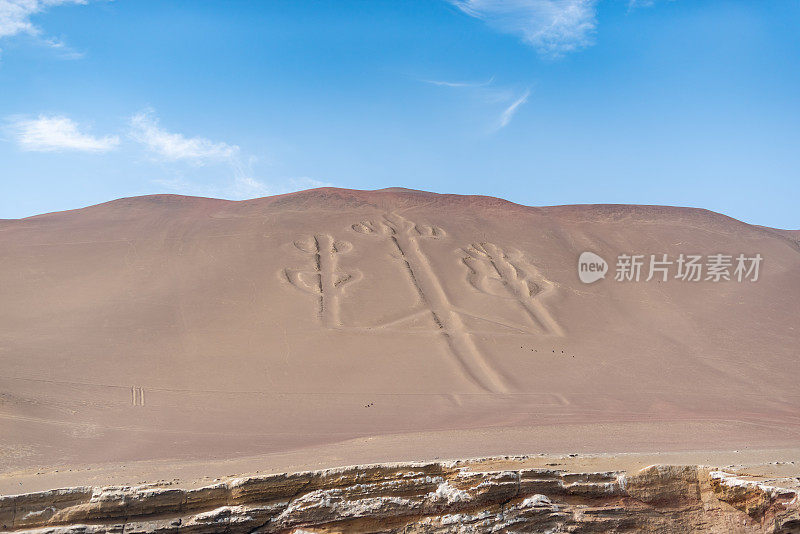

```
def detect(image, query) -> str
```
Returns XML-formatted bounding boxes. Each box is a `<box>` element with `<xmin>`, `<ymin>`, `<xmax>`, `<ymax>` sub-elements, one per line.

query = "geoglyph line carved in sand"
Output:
<box><xmin>131</xmin><ymin>386</ymin><xmax>145</xmax><ymax>407</ymax></box>
<box><xmin>281</xmin><ymin>216</ymin><xmax>563</xmax><ymax>393</ymax></box>
<box><xmin>351</xmin><ymin>213</ymin><xmax>509</xmax><ymax>393</ymax></box>
<box><xmin>462</xmin><ymin>242</ymin><xmax>564</xmax><ymax>337</ymax></box>
<box><xmin>283</xmin><ymin>234</ymin><xmax>360</xmax><ymax>327</ymax></box>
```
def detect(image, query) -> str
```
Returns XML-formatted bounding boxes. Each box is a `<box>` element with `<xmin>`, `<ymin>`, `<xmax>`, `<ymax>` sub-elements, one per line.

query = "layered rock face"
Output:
<box><xmin>2</xmin><ymin>458</ymin><xmax>798</xmax><ymax>533</ymax></box>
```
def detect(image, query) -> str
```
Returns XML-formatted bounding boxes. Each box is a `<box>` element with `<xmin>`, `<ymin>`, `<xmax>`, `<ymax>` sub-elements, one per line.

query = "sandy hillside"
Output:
<box><xmin>1</xmin><ymin>187</ymin><xmax>798</xmax><ymax>487</ymax></box>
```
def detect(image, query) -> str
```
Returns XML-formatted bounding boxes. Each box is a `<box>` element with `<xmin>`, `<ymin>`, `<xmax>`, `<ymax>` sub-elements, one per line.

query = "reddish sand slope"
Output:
<box><xmin>1</xmin><ymin>188</ymin><xmax>798</xmax><ymax>475</ymax></box>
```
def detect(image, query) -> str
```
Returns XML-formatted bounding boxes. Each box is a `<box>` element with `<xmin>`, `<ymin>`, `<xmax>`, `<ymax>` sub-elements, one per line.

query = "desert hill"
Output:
<box><xmin>1</xmin><ymin>188</ymin><xmax>798</xmax><ymax>487</ymax></box>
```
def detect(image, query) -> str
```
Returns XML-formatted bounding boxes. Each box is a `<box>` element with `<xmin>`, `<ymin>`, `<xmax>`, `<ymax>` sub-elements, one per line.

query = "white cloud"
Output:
<box><xmin>227</xmin><ymin>175</ymin><xmax>332</xmax><ymax>199</ymax></box>
<box><xmin>41</xmin><ymin>35</ymin><xmax>84</xmax><ymax>59</ymax></box>
<box><xmin>230</xmin><ymin>175</ymin><xmax>271</xmax><ymax>198</ymax></box>
<box><xmin>129</xmin><ymin>110</ymin><xmax>239</xmax><ymax>163</ymax></box>
<box><xmin>10</xmin><ymin>114</ymin><xmax>119</xmax><ymax>152</ymax></box>
<box><xmin>422</xmin><ymin>76</ymin><xmax>495</xmax><ymax>88</ymax></box>
<box><xmin>627</xmin><ymin>0</ymin><xmax>655</xmax><ymax>7</ymax></box>
<box><xmin>421</xmin><ymin>73</ymin><xmax>530</xmax><ymax>132</ymax></box>
<box><xmin>448</xmin><ymin>0</ymin><xmax>597</xmax><ymax>57</ymax></box>
<box><xmin>496</xmin><ymin>89</ymin><xmax>529</xmax><ymax>129</ymax></box>
<box><xmin>151</xmin><ymin>175</ymin><xmax>269</xmax><ymax>200</ymax></box>
<box><xmin>153</xmin><ymin>175</ymin><xmax>332</xmax><ymax>201</ymax></box>
<box><xmin>0</xmin><ymin>0</ymin><xmax>86</xmax><ymax>45</ymax></box>
<box><xmin>134</xmin><ymin>109</ymin><xmax>330</xmax><ymax>200</ymax></box>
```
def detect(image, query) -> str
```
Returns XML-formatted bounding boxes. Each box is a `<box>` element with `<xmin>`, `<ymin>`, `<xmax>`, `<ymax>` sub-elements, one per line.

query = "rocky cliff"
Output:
<box><xmin>2</xmin><ymin>457</ymin><xmax>798</xmax><ymax>533</ymax></box>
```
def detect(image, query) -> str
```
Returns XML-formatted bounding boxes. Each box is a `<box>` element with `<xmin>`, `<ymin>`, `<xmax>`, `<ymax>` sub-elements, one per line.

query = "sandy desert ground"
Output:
<box><xmin>1</xmin><ymin>187</ymin><xmax>798</xmax><ymax>494</ymax></box>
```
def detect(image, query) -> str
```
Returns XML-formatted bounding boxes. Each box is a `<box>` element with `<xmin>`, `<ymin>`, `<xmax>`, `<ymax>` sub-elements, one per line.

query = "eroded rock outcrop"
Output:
<box><xmin>1</xmin><ymin>458</ymin><xmax>798</xmax><ymax>533</ymax></box>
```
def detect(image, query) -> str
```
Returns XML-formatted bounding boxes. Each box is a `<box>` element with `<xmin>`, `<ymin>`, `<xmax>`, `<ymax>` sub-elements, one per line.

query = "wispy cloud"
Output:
<box><xmin>131</xmin><ymin>109</ymin><xmax>330</xmax><ymax>200</ymax></box>
<box><xmin>9</xmin><ymin>114</ymin><xmax>119</xmax><ymax>152</ymax></box>
<box><xmin>448</xmin><ymin>0</ymin><xmax>597</xmax><ymax>58</ymax></box>
<box><xmin>228</xmin><ymin>176</ymin><xmax>332</xmax><ymax>199</ymax></box>
<box><xmin>41</xmin><ymin>35</ymin><xmax>84</xmax><ymax>59</ymax></box>
<box><xmin>422</xmin><ymin>76</ymin><xmax>495</xmax><ymax>88</ymax></box>
<box><xmin>130</xmin><ymin>108</ymin><xmax>258</xmax><ymax>196</ymax></box>
<box><xmin>421</xmin><ymin>73</ymin><xmax>530</xmax><ymax>132</ymax></box>
<box><xmin>0</xmin><ymin>0</ymin><xmax>88</xmax><ymax>55</ymax></box>
<box><xmin>496</xmin><ymin>89</ymin><xmax>530</xmax><ymax>129</ymax></box>
<box><xmin>129</xmin><ymin>109</ymin><xmax>239</xmax><ymax>164</ymax></box>
<box><xmin>153</xmin><ymin>175</ymin><xmax>332</xmax><ymax>200</ymax></box>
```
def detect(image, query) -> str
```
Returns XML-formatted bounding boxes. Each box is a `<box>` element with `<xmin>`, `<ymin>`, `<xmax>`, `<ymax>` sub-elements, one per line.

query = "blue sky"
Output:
<box><xmin>1</xmin><ymin>0</ymin><xmax>798</xmax><ymax>228</ymax></box>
